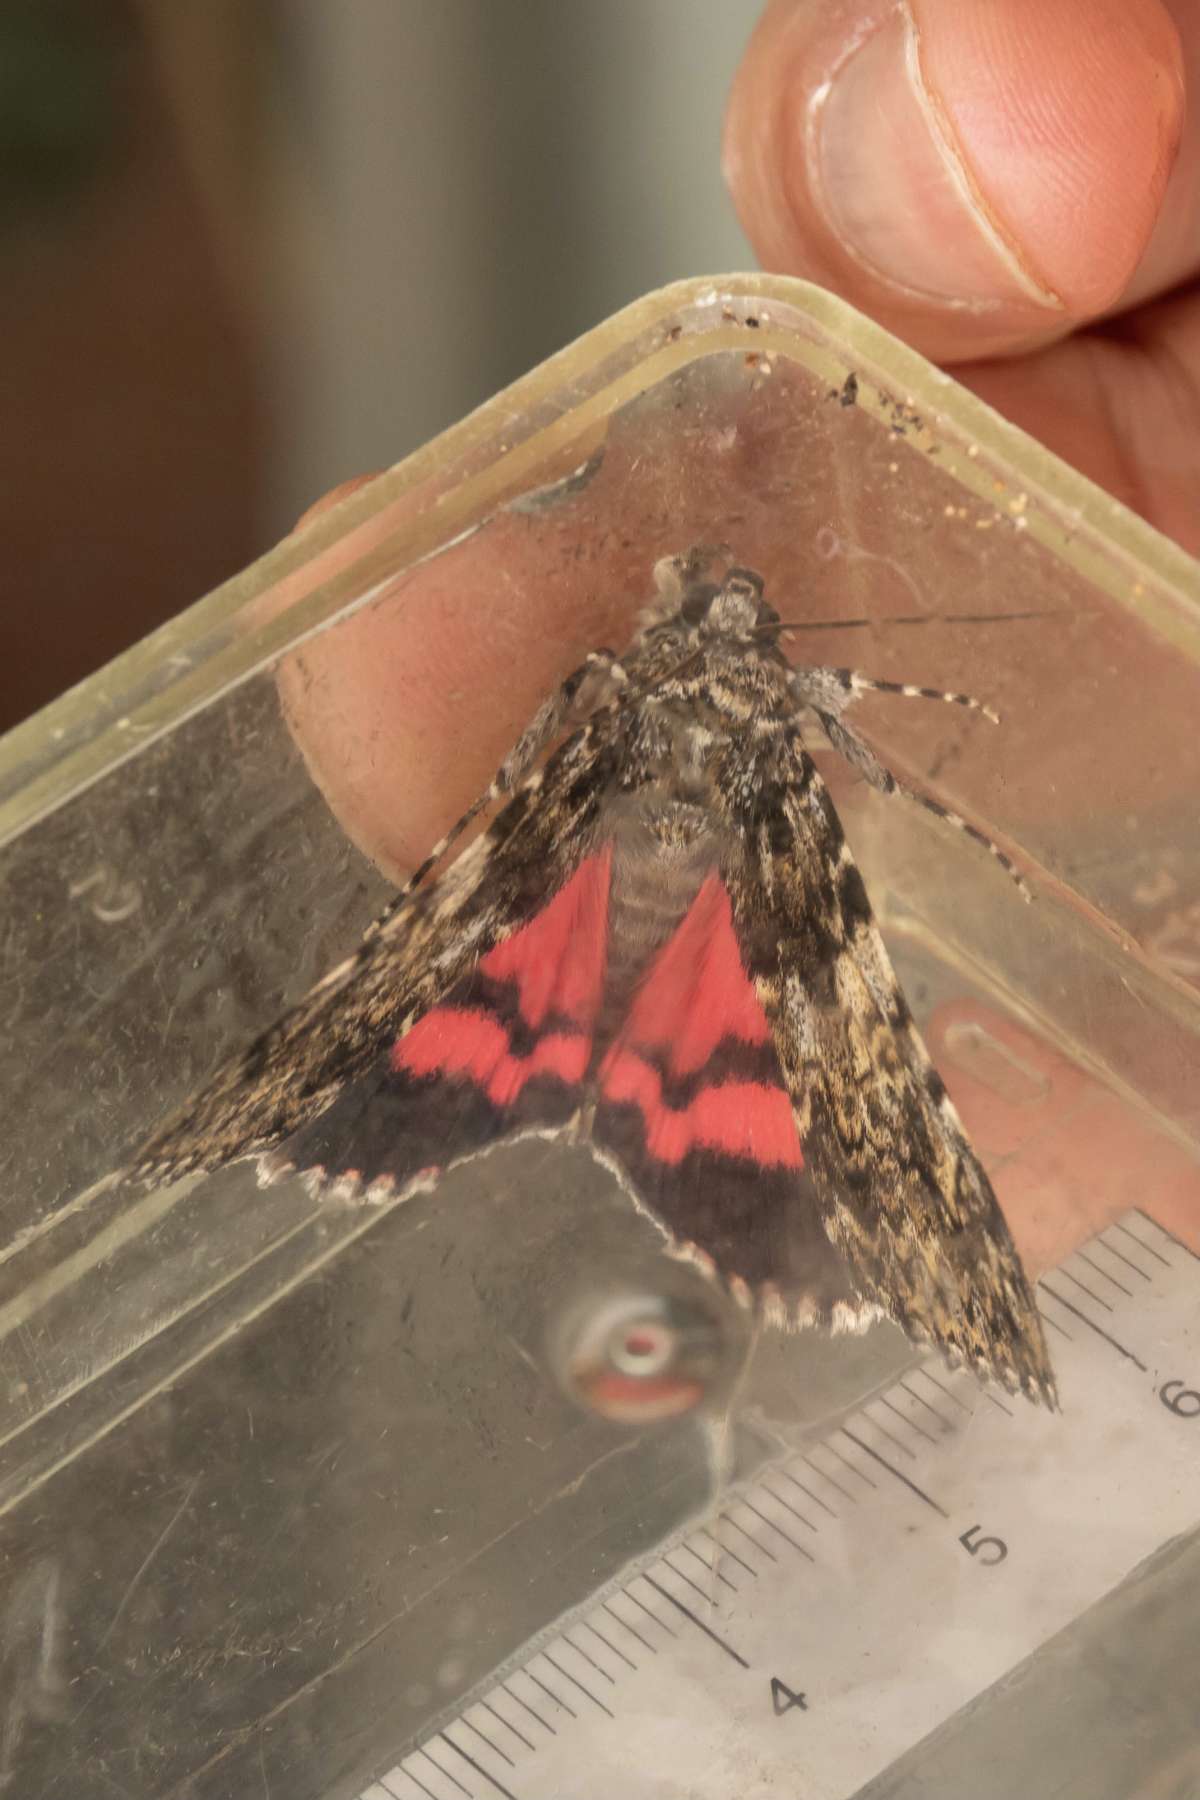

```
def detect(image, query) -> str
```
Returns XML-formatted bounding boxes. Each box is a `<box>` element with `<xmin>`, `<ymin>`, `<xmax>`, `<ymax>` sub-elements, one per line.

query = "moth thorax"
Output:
<box><xmin>634</xmin><ymin>703</ymin><xmax>714</xmax><ymax>792</ymax></box>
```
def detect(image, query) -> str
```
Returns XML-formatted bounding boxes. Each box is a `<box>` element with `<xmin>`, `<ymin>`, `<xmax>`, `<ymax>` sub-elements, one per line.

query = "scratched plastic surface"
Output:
<box><xmin>0</xmin><ymin>276</ymin><xmax>1198</xmax><ymax>1799</ymax></box>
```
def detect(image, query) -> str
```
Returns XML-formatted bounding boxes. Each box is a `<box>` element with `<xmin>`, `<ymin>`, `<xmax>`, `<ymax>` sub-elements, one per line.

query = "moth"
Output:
<box><xmin>134</xmin><ymin>549</ymin><xmax>1056</xmax><ymax>1407</ymax></box>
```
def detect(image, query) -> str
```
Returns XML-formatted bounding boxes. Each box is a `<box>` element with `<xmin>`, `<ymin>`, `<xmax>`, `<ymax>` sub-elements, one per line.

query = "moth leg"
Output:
<box><xmin>812</xmin><ymin>705</ymin><xmax>1030</xmax><ymax>899</ymax></box>
<box><xmin>372</xmin><ymin>649</ymin><xmax>627</xmax><ymax>927</ymax></box>
<box><xmin>789</xmin><ymin>664</ymin><xmax>999</xmax><ymax>725</ymax></box>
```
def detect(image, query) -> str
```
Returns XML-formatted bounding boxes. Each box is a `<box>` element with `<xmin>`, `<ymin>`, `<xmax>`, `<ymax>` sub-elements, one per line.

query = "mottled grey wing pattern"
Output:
<box><xmin>723</xmin><ymin>731</ymin><xmax>1056</xmax><ymax>1406</ymax></box>
<box><xmin>133</xmin><ymin>719</ymin><xmax>620</xmax><ymax>1184</ymax></box>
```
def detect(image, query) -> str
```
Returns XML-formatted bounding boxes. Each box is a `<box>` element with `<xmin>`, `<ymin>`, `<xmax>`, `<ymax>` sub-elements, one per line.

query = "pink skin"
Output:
<box><xmin>276</xmin><ymin>0</ymin><xmax>1199</xmax><ymax>1260</ymax></box>
<box><xmin>725</xmin><ymin>0</ymin><xmax>1194</xmax><ymax>543</ymax></box>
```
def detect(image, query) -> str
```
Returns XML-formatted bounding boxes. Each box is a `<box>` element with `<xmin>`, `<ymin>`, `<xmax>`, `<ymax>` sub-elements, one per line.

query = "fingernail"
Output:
<box><xmin>813</xmin><ymin>6</ymin><xmax>1060</xmax><ymax>308</ymax></box>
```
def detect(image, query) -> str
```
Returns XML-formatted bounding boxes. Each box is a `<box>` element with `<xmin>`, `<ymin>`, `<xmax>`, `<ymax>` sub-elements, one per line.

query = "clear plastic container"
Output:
<box><xmin>1</xmin><ymin>276</ymin><xmax>1197</xmax><ymax>1799</ymax></box>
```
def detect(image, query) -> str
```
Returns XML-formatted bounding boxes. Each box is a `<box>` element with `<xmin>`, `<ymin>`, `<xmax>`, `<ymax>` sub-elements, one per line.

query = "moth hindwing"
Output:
<box><xmin>135</xmin><ymin>549</ymin><xmax>1055</xmax><ymax>1407</ymax></box>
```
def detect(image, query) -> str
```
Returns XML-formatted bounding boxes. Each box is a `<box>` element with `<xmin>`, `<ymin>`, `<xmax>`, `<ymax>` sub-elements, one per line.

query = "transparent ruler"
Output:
<box><xmin>358</xmin><ymin>1211</ymin><xmax>1198</xmax><ymax>1800</ymax></box>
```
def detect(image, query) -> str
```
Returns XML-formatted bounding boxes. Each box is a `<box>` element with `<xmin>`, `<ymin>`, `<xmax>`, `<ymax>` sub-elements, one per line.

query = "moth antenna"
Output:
<box><xmin>760</xmin><ymin>608</ymin><xmax>1068</xmax><ymax>637</ymax></box>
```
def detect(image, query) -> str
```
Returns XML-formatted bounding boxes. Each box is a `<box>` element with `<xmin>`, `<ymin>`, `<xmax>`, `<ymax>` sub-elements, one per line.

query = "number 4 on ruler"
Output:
<box><xmin>770</xmin><ymin>1676</ymin><xmax>808</xmax><ymax>1716</ymax></box>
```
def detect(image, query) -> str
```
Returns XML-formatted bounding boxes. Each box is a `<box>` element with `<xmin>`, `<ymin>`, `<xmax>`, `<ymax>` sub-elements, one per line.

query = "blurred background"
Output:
<box><xmin>0</xmin><ymin>0</ymin><xmax>761</xmax><ymax>732</ymax></box>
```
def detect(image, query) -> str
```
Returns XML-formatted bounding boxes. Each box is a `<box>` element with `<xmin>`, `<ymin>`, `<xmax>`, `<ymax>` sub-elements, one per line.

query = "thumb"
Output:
<box><xmin>724</xmin><ymin>0</ymin><xmax>1186</xmax><ymax>363</ymax></box>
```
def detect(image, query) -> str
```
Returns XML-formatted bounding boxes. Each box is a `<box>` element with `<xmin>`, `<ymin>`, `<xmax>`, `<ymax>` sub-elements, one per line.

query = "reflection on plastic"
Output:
<box><xmin>549</xmin><ymin>1278</ymin><xmax>735</xmax><ymax>1425</ymax></box>
<box><xmin>0</xmin><ymin>1559</ymin><xmax>67</xmax><ymax>1789</ymax></box>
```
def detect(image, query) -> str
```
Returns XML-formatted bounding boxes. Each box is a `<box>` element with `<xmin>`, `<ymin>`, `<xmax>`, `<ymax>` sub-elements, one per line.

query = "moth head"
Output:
<box><xmin>647</xmin><ymin>551</ymin><xmax>780</xmax><ymax>641</ymax></box>
<box><xmin>684</xmin><ymin>565</ymin><xmax>779</xmax><ymax>640</ymax></box>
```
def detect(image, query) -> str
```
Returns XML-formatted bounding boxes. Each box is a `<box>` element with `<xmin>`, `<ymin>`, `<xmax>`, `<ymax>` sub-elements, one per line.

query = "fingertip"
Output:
<box><xmin>724</xmin><ymin>0</ymin><xmax>1185</xmax><ymax>361</ymax></box>
<box><xmin>272</xmin><ymin>527</ymin><xmax>634</xmax><ymax>883</ymax></box>
<box><xmin>292</xmin><ymin>474</ymin><xmax>381</xmax><ymax>533</ymax></box>
<box><xmin>913</xmin><ymin>0</ymin><xmax>1184</xmax><ymax>317</ymax></box>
